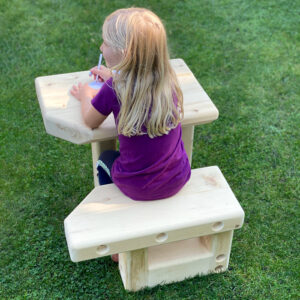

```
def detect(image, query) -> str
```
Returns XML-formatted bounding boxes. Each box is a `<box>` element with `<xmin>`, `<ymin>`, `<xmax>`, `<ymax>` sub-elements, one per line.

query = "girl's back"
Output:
<box><xmin>92</xmin><ymin>77</ymin><xmax>190</xmax><ymax>200</ymax></box>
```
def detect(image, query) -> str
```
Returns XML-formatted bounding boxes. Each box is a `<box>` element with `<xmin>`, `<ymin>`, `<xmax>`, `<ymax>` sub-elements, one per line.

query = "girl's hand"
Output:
<box><xmin>70</xmin><ymin>82</ymin><xmax>97</xmax><ymax>101</ymax></box>
<box><xmin>90</xmin><ymin>65</ymin><xmax>112</xmax><ymax>82</ymax></box>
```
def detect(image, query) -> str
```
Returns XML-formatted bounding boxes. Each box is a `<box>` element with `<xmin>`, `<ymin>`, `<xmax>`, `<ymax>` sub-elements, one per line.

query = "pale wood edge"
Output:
<box><xmin>64</xmin><ymin>166</ymin><xmax>245</xmax><ymax>262</ymax></box>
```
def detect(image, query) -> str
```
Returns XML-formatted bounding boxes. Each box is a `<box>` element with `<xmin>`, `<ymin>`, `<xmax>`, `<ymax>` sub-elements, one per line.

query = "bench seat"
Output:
<box><xmin>64</xmin><ymin>166</ymin><xmax>244</xmax><ymax>290</ymax></box>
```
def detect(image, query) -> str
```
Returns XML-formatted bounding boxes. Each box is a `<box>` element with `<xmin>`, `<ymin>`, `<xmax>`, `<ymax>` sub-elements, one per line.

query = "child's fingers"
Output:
<box><xmin>70</xmin><ymin>84</ymin><xmax>77</xmax><ymax>95</ymax></box>
<box><xmin>90</xmin><ymin>66</ymin><xmax>100</xmax><ymax>75</ymax></box>
<box><xmin>90</xmin><ymin>65</ymin><xmax>107</xmax><ymax>75</ymax></box>
<box><xmin>70</xmin><ymin>83</ymin><xmax>82</xmax><ymax>96</ymax></box>
<box><xmin>90</xmin><ymin>66</ymin><xmax>106</xmax><ymax>82</ymax></box>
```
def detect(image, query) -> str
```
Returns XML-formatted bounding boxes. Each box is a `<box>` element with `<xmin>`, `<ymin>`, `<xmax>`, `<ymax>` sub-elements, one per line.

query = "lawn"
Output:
<box><xmin>0</xmin><ymin>0</ymin><xmax>299</xmax><ymax>299</ymax></box>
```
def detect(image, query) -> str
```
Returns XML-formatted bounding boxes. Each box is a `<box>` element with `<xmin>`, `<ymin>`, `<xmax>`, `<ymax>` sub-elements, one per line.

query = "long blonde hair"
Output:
<box><xmin>102</xmin><ymin>8</ymin><xmax>183</xmax><ymax>138</ymax></box>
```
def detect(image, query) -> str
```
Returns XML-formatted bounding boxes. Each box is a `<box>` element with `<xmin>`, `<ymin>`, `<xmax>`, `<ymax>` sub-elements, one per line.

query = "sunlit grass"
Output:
<box><xmin>0</xmin><ymin>0</ymin><xmax>299</xmax><ymax>298</ymax></box>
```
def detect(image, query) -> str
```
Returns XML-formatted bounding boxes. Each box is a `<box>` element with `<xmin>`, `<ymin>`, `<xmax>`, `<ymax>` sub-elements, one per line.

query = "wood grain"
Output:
<box><xmin>35</xmin><ymin>59</ymin><xmax>219</xmax><ymax>144</ymax></box>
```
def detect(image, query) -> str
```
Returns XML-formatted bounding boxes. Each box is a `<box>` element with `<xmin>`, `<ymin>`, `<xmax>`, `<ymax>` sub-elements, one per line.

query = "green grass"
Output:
<box><xmin>0</xmin><ymin>0</ymin><xmax>299</xmax><ymax>299</ymax></box>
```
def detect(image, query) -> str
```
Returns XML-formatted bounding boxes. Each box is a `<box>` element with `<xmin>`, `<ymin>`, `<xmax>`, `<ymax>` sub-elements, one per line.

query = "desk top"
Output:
<box><xmin>35</xmin><ymin>59</ymin><xmax>218</xmax><ymax>144</ymax></box>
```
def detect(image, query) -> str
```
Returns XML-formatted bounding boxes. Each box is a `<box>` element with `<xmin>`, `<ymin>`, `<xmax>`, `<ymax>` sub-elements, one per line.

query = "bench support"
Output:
<box><xmin>119</xmin><ymin>249</ymin><xmax>148</xmax><ymax>291</ymax></box>
<box><xmin>118</xmin><ymin>230</ymin><xmax>234</xmax><ymax>291</ymax></box>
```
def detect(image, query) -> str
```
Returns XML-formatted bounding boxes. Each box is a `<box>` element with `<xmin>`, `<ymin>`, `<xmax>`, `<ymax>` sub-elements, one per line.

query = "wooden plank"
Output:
<box><xmin>35</xmin><ymin>58</ymin><xmax>219</xmax><ymax>144</ymax></box>
<box><xmin>64</xmin><ymin>166</ymin><xmax>244</xmax><ymax>262</ymax></box>
<box><xmin>182</xmin><ymin>125</ymin><xmax>194</xmax><ymax>164</ymax></box>
<box><xmin>119</xmin><ymin>249</ymin><xmax>148</xmax><ymax>291</ymax></box>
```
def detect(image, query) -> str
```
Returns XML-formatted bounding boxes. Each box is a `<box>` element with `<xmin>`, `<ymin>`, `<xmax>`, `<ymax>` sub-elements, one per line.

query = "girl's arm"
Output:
<box><xmin>70</xmin><ymin>83</ymin><xmax>107</xmax><ymax>129</ymax></box>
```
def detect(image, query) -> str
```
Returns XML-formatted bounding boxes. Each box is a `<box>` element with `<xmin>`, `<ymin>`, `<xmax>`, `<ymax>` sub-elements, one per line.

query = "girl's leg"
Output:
<box><xmin>111</xmin><ymin>254</ymin><xmax>119</xmax><ymax>262</ymax></box>
<box><xmin>96</xmin><ymin>150</ymin><xmax>120</xmax><ymax>185</ymax></box>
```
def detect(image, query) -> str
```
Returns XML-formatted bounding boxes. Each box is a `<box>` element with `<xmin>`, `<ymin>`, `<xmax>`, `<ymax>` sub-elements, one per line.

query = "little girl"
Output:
<box><xmin>71</xmin><ymin>7</ymin><xmax>191</xmax><ymax>201</ymax></box>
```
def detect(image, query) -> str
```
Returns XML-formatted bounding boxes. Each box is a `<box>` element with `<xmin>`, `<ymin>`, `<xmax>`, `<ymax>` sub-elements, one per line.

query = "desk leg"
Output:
<box><xmin>91</xmin><ymin>139</ymin><xmax>117</xmax><ymax>187</ymax></box>
<box><xmin>182</xmin><ymin>125</ymin><xmax>194</xmax><ymax>165</ymax></box>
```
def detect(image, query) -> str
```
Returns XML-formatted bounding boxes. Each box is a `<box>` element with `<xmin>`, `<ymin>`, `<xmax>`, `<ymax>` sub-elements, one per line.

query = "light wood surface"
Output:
<box><xmin>182</xmin><ymin>125</ymin><xmax>194</xmax><ymax>163</ymax></box>
<box><xmin>64</xmin><ymin>166</ymin><xmax>244</xmax><ymax>263</ymax></box>
<box><xmin>118</xmin><ymin>232</ymin><xmax>234</xmax><ymax>291</ymax></box>
<box><xmin>36</xmin><ymin>59</ymin><xmax>243</xmax><ymax>290</ymax></box>
<box><xmin>35</xmin><ymin>58</ymin><xmax>219</xmax><ymax>144</ymax></box>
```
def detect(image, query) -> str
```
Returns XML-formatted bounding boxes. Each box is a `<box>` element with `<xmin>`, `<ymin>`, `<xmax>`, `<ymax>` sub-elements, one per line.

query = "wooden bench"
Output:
<box><xmin>64</xmin><ymin>166</ymin><xmax>244</xmax><ymax>291</ymax></box>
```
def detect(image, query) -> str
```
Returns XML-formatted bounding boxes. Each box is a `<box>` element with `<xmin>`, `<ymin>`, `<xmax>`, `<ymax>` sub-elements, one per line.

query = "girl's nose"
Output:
<box><xmin>100</xmin><ymin>43</ymin><xmax>103</xmax><ymax>52</ymax></box>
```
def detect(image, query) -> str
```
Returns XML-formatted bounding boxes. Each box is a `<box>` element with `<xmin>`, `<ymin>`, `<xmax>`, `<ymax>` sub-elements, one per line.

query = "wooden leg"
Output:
<box><xmin>91</xmin><ymin>139</ymin><xmax>117</xmax><ymax>187</ymax></box>
<box><xmin>116</xmin><ymin>231</ymin><xmax>234</xmax><ymax>290</ymax></box>
<box><xmin>211</xmin><ymin>230</ymin><xmax>234</xmax><ymax>273</ymax></box>
<box><xmin>182</xmin><ymin>125</ymin><xmax>194</xmax><ymax>165</ymax></box>
<box><xmin>119</xmin><ymin>249</ymin><xmax>148</xmax><ymax>291</ymax></box>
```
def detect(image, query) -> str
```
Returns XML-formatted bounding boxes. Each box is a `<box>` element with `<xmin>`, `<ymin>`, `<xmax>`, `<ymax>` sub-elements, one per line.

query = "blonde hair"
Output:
<box><xmin>102</xmin><ymin>8</ymin><xmax>183</xmax><ymax>138</ymax></box>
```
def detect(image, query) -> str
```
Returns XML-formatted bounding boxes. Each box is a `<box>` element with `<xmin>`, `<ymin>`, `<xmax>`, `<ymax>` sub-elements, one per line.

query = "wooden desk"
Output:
<box><xmin>35</xmin><ymin>58</ymin><xmax>219</xmax><ymax>186</ymax></box>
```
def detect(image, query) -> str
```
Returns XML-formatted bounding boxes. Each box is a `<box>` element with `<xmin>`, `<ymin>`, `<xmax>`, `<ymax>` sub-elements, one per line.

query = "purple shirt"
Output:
<box><xmin>92</xmin><ymin>78</ymin><xmax>191</xmax><ymax>200</ymax></box>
